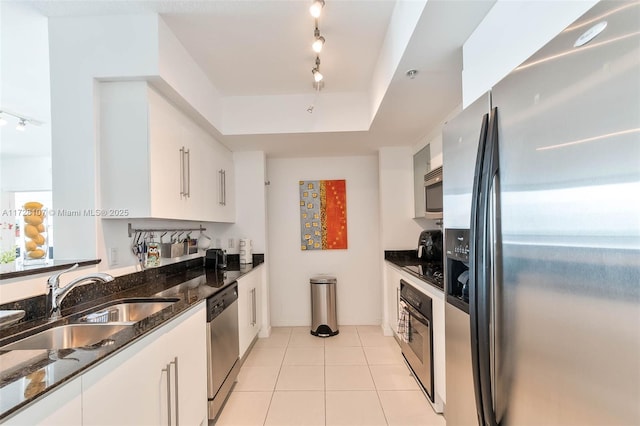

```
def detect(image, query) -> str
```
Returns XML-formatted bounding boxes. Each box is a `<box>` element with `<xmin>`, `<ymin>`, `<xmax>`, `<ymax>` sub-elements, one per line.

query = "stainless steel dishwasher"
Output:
<box><xmin>207</xmin><ymin>282</ymin><xmax>240</xmax><ymax>420</ymax></box>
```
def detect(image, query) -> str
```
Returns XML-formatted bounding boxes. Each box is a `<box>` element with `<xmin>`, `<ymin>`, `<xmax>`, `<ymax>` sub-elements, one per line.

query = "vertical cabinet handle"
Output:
<box><xmin>163</xmin><ymin>358</ymin><xmax>180</xmax><ymax>426</ymax></box>
<box><xmin>170</xmin><ymin>357</ymin><xmax>180</xmax><ymax>426</ymax></box>
<box><xmin>179</xmin><ymin>147</ymin><xmax>185</xmax><ymax>198</ymax></box>
<box><xmin>162</xmin><ymin>364</ymin><xmax>172</xmax><ymax>426</ymax></box>
<box><xmin>219</xmin><ymin>169</ymin><xmax>227</xmax><ymax>206</ymax></box>
<box><xmin>219</xmin><ymin>170</ymin><xmax>224</xmax><ymax>206</ymax></box>
<box><xmin>250</xmin><ymin>287</ymin><xmax>257</xmax><ymax>326</ymax></box>
<box><xmin>185</xmin><ymin>149</ymin><xmax>191</xmax><ymax>198</ymax></box>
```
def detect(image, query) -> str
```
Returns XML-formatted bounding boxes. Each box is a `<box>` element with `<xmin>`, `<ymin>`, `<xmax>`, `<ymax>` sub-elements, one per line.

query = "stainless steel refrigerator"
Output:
<box><xmin>443</xmin><ymin>2</ymin><xmax>640</xmax><ymax>425</ymax></box>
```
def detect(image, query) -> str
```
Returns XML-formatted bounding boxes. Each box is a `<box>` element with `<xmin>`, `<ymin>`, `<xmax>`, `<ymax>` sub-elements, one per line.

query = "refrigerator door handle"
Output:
<box><xmin>469</xmin><ymin>112</ymin><xmax>490</xmax><ymax>425</ymax></box>
<box><xmin>477</xmin><ymin>106</ymin><xmax>500</xmax><ymax>426</ymax></box>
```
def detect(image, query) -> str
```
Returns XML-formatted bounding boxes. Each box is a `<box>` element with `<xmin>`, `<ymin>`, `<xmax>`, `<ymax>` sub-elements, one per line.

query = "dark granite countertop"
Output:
<box><xmin>0</xmin><ymin>255</ymin><xmax>264</xmax><ymax>421</ymax></box>
<box><xmin>384</xmin><ymin>250</ymin><xmax>444</xmax><ymax>292</ymax></box>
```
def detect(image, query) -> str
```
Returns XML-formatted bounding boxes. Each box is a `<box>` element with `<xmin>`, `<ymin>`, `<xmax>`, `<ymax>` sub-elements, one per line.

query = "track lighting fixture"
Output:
<box><xmin>312</xmin><ymin>26</ymin><xmax>325</xmax><ymax>53</ymax></box>
<box><xmin>0</xmin><ymin>109</ymin><xmax>41</xmax><ymax>131</ymax></box>
<box><xmin>306</xmin><ymin>1</ymin><xmax>326</xmax><ymax>111</ymax></box>
<box><xmin>309</xmin><ymin>0</ymin><xmax>325</xmax><ymax>18</ymax></box>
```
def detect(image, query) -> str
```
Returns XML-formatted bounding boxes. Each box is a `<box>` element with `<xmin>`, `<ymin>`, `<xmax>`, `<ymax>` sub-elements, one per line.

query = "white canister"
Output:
<box><xmin>239</xmin><ymin>239</ymin><xmax>253</xmax><ymax>264</ymax></box>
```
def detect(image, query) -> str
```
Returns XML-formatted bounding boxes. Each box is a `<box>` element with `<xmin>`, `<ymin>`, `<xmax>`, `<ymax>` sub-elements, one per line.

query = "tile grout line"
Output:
<box><xmin>324</xmin><ymin>342</ymin><xmax>327</xmax><ymax>426</ymax></box>
<box><xmin>261</xmin><ymin>328</ymin><xmax>291</xmax><ymax>426</ymax></box>
<box><xmin>360</xmin><ymin>326</ymin><xmax>393</xmax><ymax>426</ymax></box>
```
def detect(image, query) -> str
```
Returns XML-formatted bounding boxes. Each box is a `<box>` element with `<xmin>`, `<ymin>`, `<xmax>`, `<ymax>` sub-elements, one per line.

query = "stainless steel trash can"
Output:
<box><xmin>310</xmin><ymin>275</ymin><xmax>339</xmax><ymax>337</ymax></box>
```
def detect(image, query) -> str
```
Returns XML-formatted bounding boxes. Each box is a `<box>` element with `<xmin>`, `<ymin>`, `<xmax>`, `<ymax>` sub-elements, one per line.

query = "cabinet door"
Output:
<box><xmin>385</xmin><ymin>265</ymin><xmax>403</xmax><ymax>334</ymax></box>
<box><xmin>82</xmin><ymin>326</ymin><xmax>167</xmax><ymax>426</ymax></box>
<box><xmin>100</xmin><ymin>81</ymin><xmax>152</xmax><ymax>218</ymax></box>
<box><xmin>4</xmin><ymin>377</ymin><xmax>82</xmax><ymax>426</ymax></box>
<box><xmin>212</xmin><ymin>145</ymin><xmax>236</xmax><ymax>223</ymax></box>
<box><xmin>163</xmin><ymin>303</ymin><xmax>208</xmax><ymax>426</ymax></box>
<box><xmin>148</xmin><ymin>87</ymin><xmax>191</xmax><ymax>220</ymax></box>
<box><xmin>237</xmin><ymin>269</ymin><xmax>261</xmax><ymax>358</ymax></box>
<box><xmin>182</xmin><ymin>119</ymin><xmax>217</xmax><ymax>222</ymax></box>
<box><xmin>413</xmin><ymin>145</ymin><xmax>430</xmax><ymax>218</ymax></box>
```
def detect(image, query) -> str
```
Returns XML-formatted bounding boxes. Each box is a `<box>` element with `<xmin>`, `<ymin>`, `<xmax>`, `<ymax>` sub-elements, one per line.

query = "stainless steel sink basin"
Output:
<box><xmin>75</xmin><ymin>298</ymin><xmax>179</xmax><ymax>324</ymax></box>
<box><xmin>0</xmin><ymin>324</ymin><xmax>131</xmax><ymax>351</ymax></box>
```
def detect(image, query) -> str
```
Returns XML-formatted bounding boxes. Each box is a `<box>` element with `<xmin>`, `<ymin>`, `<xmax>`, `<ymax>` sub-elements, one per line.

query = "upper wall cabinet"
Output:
<box><xmin>100</xmin><ymin>81</ymin><xmax>235</xmax><ymax>222</ymax></box>
<box><xmin>413</xmin><ymin>144</ymin><xmax>431</xmax><ymax>218</ymax></box>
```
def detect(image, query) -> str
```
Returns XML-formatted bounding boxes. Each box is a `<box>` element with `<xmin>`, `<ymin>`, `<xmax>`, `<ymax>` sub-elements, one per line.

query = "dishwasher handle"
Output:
<box><xmin>207</xmin><ymin>282</ymin><xmax>238</xmax><ymax>322</ymax></box>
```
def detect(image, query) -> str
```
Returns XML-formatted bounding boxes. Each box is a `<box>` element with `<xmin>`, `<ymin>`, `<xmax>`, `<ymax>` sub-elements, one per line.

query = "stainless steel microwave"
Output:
<box><xmin>424</xmin><ymin>166</ymin><xmax>443</xmax><ymax>219</ymax></box>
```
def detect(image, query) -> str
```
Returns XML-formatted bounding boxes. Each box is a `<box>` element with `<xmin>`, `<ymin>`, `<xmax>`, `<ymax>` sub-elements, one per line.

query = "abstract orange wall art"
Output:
<box><xmin>299</xmin><ymin>180</ymin><xmax>348</xmax><ymax>250</ymax></box>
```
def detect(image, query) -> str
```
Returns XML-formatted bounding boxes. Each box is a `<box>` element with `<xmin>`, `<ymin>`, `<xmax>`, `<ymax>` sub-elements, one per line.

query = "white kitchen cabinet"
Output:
<box><xmin>413</xmin><ymin>145</ymin><xmax>431</xmax><ymax>218</ymax></box>
<box><xmin>3</xmin><ymin>377</ymin><xmax>82</xmax><ymax>426</ymax></box>
<box><xmin>100</xmin><ymin>81</ymin><xmax>234</xmax><ymax>222</ymax></box>
<box><xmin>82</xmin><ymin>323</ymin><xmax>166</xmax><ymax>426</ymax></box>
<box><xmin>237</xmin><ymin>265</ymin><xmax>263</xmax><ymax>358</ymax></box>
<box><xmin>82</xmin><ymin>303</ymin><xmax>207</xmax><ymax>426</ymax></box>
<box><xmin>385</xmin><ymin>263</ymin><xmax>403</xmax><ymax>335</ymax></box>
<box><xmin>162</xmin><ymin>302</ymin><xmax>208</xmax><ymax>426</ymax></box>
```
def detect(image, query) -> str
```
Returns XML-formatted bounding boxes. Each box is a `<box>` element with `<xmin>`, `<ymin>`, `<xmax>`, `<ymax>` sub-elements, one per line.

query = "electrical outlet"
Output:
<box><xmin>228</xmin><ymin>238</ymin><xmax>234</xmax><ymax>248</ymax></box>
<box><xmin>109</xmin><ymin>248</ymin><xmax>118</xmax><ymax>266</ymax></box>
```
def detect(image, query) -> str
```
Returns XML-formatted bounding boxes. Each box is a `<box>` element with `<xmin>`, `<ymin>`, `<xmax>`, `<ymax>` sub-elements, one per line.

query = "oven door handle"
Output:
<box><xmin>402</xmin><ymin>300</ymin><xmax>430</xmax><ymax>326</ymax></box>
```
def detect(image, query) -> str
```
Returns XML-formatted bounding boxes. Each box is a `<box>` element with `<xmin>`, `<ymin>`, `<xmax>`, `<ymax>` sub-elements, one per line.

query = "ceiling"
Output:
<box><xmin>6</xmin><ymin>0</ymin><xmax>496</xmax><ymax>158</ymax></box>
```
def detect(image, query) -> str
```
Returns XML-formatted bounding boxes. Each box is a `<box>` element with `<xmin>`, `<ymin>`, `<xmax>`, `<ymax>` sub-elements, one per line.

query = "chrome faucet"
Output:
<box><xmin>46</xmin><ymin>263</ymin><xmax>114</xmax><ymax>319</ymax></box>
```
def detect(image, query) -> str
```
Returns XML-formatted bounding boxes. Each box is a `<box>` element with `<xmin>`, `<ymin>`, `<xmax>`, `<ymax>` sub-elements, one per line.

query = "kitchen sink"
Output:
<box><xmin>75</xmin><ymin>298</ymin><xmax>179</xmax><ymax>324</ymax></box>
<box><xmin>0</xmin><ymin>324</ymin><xmax>131</xmax><ymax>351</ymax></box>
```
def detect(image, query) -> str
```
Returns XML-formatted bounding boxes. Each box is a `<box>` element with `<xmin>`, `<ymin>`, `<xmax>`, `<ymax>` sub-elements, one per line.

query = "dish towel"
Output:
<box><xmin>398</xmin><ymin>301</ymin><xmax>411</xmax><ymax>343</ymax></box>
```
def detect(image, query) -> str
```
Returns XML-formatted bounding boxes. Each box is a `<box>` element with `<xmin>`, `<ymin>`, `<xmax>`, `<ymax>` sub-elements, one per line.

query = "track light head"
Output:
<box><xmin>16</xmin><ymin>118</ymin><xmax>27</xmax><ymax>131</ymax></box>
<box><xmin>310</xmin><ymin>0</ymin><xmax>325</xmax><ymax>18</ymax></box>
<box><xmin>312</xmin><ymin>35</ymin><xmax>325</xmax><ymax>53</ymax></box>
<box><xmin>312</xmin><ymin>56</ymin><xmax>323</xmax><ymax>82</ymax></box>
<box><xmin>312</xmin><ymin>68</ymin><xmax>323</xmax><ymax>82</ymax></box>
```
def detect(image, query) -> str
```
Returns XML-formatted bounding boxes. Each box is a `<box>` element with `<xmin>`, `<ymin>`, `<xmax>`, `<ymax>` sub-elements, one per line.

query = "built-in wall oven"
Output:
<box><xmin>399</xmin><ymin>280</ymin><xmax>434</xmax><ymax>403</ymax></box>
<box><xmin>207</xmin><ymin>282</ymin><xmax>240</xmax><ymax>420</ymax></box>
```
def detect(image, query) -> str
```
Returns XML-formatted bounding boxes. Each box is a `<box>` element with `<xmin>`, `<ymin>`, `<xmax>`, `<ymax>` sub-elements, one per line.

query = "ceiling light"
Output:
<box><xmin>312</xmin><ymin>68</ymin><xmax>324</xmax><ymax>82</ymax></box>
<box><xmin>312</xmin><ymin>56</ymin><xmax>323</xmax><ymax>82</ymax></box>
<box><xmin>16</xmin><ymin>118</ymin><xmax>27</xmax><ymax>131</ymax></box>
<box><xmin>406</xmin><ymin>69</ymin><xmax>418</xmax><ymax>79</ymax></box>
<box><xmin>310</xmin><ymin>0</ymin><xmax>325</xmax><ymax>18</ymax></box>
<box><xmin>312</xmin><ymin>27</ymin><xmax>325</xmax><ymax>53</ymax></box>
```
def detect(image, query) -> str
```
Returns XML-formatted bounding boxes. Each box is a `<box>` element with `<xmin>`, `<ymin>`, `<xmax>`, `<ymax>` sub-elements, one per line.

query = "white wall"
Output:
<box><xmin>378</xmin><ymin>147</ymin><xmax>424</xmax><ymax>250</ymax></box>
<box><xmin>1</xmin><ymin>157</ymin><xmax>52</xmax><ymax>192</ymax></box>
<box><xmin>267</xmin><ymin>156</ymin><xmax>381</xmax><ymax>326</ymax></box>
<box><xmin>462</xmin><ymin>0</ymin><xmax>598</xmax><ymax>107</ymax></box>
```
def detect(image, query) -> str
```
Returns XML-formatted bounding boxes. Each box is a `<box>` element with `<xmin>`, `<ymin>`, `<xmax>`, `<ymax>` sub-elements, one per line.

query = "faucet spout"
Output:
<box><xmin>46</xmin><ymin>264</ymin><xmax>114</xmax><ymax>319</ymax></box>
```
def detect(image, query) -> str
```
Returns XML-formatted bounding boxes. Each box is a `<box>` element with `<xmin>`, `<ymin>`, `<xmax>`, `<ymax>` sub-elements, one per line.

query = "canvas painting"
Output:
<box><xmin>299</xmin><ymin>180</ymin><xmax>347</xmax><ymax>250</ymax></box>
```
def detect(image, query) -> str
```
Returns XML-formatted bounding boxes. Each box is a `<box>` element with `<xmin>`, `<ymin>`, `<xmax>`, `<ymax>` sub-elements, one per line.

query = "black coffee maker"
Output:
<box><xmin>417</xmin><ymin>230</ymin><xmax>443</xmax><ymax>261</ymax></box>
<box><xmin>205</xmin><ymin>248</ymin><xmax>227</xmax><ymax>270</ymax></box>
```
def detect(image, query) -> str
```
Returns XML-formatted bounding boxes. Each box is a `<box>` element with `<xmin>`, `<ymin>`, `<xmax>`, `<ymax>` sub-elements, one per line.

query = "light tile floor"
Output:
<box><xmin>213</xmin><ymin>326</ymin><xmax>445</xmax><ymax>426</ymax></box>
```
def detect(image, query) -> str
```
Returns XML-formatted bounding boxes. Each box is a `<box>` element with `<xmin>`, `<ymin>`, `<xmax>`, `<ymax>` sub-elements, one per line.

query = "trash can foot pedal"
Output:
<box><xmin>311</xmin><ymin>325</ymin><xmax>339</xmax><ymax>337</ymax></box>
